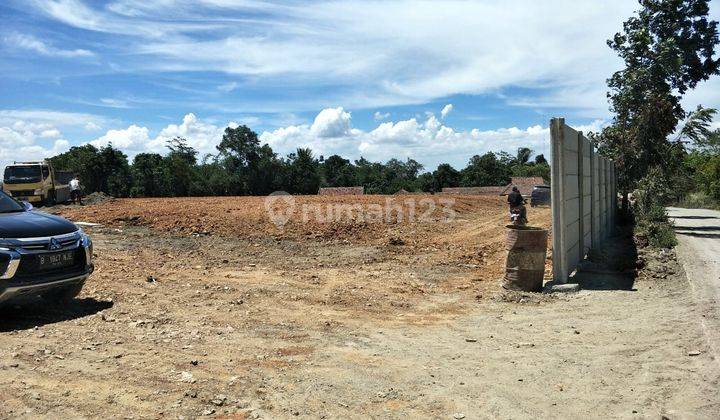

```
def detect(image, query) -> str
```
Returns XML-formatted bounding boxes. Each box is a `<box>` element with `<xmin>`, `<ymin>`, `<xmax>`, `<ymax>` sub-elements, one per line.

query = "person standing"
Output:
<box><xmin>69</xmin><ymin>175</ymin><xmax>83</xmax><ymax>205</ymax></box>
<box><xmin>507</xmin><ymin>186</ymin><xmax>527</xmax><ymax>224</ymax></box>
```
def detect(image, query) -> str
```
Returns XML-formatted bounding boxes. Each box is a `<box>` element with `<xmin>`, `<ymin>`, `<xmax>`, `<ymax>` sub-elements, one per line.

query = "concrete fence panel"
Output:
<box><xmin>550</xmin><ymin>118</ymin><xmax>616</xmax><ymax>283</ymax></box>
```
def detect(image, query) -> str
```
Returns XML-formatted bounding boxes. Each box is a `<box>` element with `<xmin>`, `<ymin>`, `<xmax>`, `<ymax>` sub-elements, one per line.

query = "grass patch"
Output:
<box><xmin>677</xmin><ymin>191</ymin><xmax>720</xmax><ymax>210</ymax></box>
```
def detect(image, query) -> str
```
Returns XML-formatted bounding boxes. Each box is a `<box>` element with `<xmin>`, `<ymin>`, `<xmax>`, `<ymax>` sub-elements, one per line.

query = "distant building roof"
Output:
<box><xmin>442</xmin><ymin>186</ymin><xmax>506</xmax><ymax>195</ymax></box>
<box><xmin>501</xmin><ymin>177</ymin><xmax>547</xmax><ymax>196</ymax></box>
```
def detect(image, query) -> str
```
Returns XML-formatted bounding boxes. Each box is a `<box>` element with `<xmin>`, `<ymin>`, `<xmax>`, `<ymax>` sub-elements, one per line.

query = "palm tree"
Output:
<box><xmin>515</xmin><ymin>147</ymin><xmax>533</xmax><ymax>166</ymax></box>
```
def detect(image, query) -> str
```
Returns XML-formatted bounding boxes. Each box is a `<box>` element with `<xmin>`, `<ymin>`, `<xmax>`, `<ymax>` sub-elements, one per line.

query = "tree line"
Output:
<box><xmin>48</xmin><ymin>125</ymin><xmax>550</xmax><ymax>198</ymax></box>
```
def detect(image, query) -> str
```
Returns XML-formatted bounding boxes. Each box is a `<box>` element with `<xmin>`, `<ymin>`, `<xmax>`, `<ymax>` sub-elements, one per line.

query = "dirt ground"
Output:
<box><xmin>1</xmin><ymin>195</ymin><xmax>718</xmax><ymax>419</ymax></box>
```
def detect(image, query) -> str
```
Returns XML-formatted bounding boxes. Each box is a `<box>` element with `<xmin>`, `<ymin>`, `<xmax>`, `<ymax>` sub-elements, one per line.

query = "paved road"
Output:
<box><xmin>667</xmin><ymin>207</ymin><xmax>720</xmax><ymax>363</ymax></box>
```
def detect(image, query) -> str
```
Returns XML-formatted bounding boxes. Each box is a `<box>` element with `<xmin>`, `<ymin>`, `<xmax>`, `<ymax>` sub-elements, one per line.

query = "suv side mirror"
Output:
<box><xmin>22</xmin><ymin>201</ymin><xmax>34</xmax><ymax>211</ymax></box>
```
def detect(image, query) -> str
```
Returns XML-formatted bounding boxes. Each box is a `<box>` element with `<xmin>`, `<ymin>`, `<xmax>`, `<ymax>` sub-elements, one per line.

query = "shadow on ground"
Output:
<box><xmin>675</xmin><ymin>225</ymin><xmax>720</xmax><ymax>239</ymax></box>
<box><xmin>676</xmin><ymin>232</ymin><xmax>720</xmax><ymax>239</ymax></box>
<box><xmin>0</xmin><ymin>298</ymin><xmax>112</xmax><ymax>332</ymax></box>
<box><xmin>674</xmin><ymin>226</ymin><xmax>720</xmax><ymax>232</ymax></box>
<box><xmin>572</xmin><ymin>227</ymin><xmax>638</xmax><ymax>291</ymax></box>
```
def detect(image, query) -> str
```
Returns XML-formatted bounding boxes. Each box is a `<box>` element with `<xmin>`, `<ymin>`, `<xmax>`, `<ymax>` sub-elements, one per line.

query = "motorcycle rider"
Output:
<box><xmin>507</xmin><ymin>186</ymin><xmax>528</xmax><ymax>224</ymax></box>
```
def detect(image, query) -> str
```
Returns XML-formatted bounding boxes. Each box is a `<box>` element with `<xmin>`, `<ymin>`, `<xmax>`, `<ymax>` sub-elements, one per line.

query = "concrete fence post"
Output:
<box><xmin>598</xmin><ymin>157</ymin><xmax>607</xmax><ymax>241</ymax></box>
<box><xmin>550</xmin><ymin>118</ymin><xmax>568</xmax><ymax>283</ymax></box>
<box><xmin>589</xmin><ymin>145</ymin><xmax>597</xmax><ymax>248</ymax></box>
<box><xmin>605</xmin><ymin>160</ymin><xmax>613</xmax><ymax>238</ymax></box>
<box><xmin>577</xmin><ymin>131</ymin><xmax>584</xmax><ymax>263</ymax></box>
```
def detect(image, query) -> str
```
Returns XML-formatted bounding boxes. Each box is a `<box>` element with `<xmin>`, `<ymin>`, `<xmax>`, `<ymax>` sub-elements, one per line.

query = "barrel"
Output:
<box><xmin>503</xmin><ymin>225</ymin><xmax>549</xmax><ymax>292</ymax></box>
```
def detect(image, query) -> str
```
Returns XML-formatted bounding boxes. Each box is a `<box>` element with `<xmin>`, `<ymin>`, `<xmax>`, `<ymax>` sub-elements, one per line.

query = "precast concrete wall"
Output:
<box><xmin>550</xmin><ymin>118</ymin><xmax>616</xmax><ymax>283</ymax></box>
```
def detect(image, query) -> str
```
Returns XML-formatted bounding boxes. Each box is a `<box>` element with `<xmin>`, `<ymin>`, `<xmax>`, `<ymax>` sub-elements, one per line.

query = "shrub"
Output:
<box><xmin>646</xmin><ymin>222</ymin><xmax>678</xmax><ymax>248</ymax></box>
<box><xmin>678</xmin><ymin>191</ymin><xmax>720</xmax><ymax>210</ymax></box>
<box><xmin>633</xmin><ymin>167</ymin><xmax>677</xmax><ymax>248</ymax></box>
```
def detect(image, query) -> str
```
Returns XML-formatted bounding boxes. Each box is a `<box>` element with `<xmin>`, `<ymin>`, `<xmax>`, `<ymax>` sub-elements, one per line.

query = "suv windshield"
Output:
<box><xmin>3</xmin><ymin>166</ymin><xmax>42</xmax><ymax>184</ymax></box>
<box><xmin>0</xmin><ymin>190</ymin><xmax>24</xmax><ymax>213</ymax></box>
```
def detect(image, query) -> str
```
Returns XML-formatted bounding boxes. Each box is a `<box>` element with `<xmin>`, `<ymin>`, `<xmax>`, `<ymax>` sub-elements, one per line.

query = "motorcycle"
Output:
<box><xmin>509</xmin><ymin>201</ymin><xmax>528</xmax><ymax>226</ymax></box>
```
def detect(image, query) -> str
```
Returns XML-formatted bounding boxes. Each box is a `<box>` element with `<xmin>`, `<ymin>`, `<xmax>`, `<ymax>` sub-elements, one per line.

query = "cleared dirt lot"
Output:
<box><xmin>1</xmin><ymin>196</ymin><xmax>718</xmax><ymax>418</ymax></box>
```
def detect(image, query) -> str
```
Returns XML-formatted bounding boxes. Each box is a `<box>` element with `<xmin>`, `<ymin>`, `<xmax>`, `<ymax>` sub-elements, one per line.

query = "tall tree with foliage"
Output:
<box><xmin>131</xmin><ymin>153</ymin><xmax>165</xmax><ymax>197</ymax></box>
<box><xmin>594</xmin><ymin>0</ymin><xmax>720</xmax><ymax>211</ymax></box>
<box><xmin>460</xmin><ymin>152</ymin><xmax>511</xmax><ymax>187</ymax></box>
<box><xmin>216</xmin><ymin>125</ymin><xmax>262</xmax><ymax>194</ymax></box>
<box><xmin>164</xmin><ymin>137</ymin><xmax>198</xmax><ymax>197</ymax></box>
<box><xmin>100</xmin><ymin>145</ymin><xmax>132</xmax><ymax>197</ymax></box>
<box><xmin>287</xmin><ymin>148</ymin><xmax>321</xmax><ymax>194</ymax></box>
<box><xmin>432</xmin><ymin>163</ymin><xmax>461</xmax><ymax>191</ymax></box>
<box><xmin>48</xmin><ymin>144</ymin><xmax>104</xmax><ymax>193</ymax></box>
<box><xmin>321</xmin><ymin>155</ymin><xmax>357</xmax><ymax>187</ymax></box>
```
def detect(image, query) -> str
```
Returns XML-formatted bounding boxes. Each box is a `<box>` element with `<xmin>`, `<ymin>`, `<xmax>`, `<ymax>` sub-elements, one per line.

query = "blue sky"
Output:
<box><xmin>2</xmin><ymin>0</ymin><xmax>719</xmax><ymax>172</ymax></box>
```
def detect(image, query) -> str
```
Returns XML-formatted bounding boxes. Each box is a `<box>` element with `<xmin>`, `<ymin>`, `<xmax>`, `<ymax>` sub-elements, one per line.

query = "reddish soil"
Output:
<box><xmin>4</xmin><ymin>197</ymin><xmax>715</xmax><ymax>418</ymax></box>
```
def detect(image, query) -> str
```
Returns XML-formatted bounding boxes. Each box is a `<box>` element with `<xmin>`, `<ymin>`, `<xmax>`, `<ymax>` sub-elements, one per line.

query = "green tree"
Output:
<box><xmin>432</xmin><ymin>163</ymin><xmax>461</xmax><ymax>191</ymax></box>
<box><xmin>515</xmin><ymin>147</ymin><xmax>533</xmax><ymax>166</ymax></box>
<box><xmin>97</xmin><ymin>144</ymin><xmax>132</xmax><ymax>197</ymax></box>
<box><xmin>287</xmin><ymin>148</ymin><xmax>321</xmax><ymax>194</ymax></box>
<box><xmin>131</xmin><ymin>153</ymin><xmax>165</xmax><ymax>197</ymax></box>
<box><xmin>216</xmin><ymin>125</ymin><xmax>263</xmax><ymax>194</ymax></box>
<box><xmin>164</xmin><ymin>137</ymin><xmax>199</xmax><ymax>197</ymax></box>
<box><xmin>384</xmin><ymin>158</ymin><xmax>424</xmax><ymax>193</ymax></box>
<box><xmin>460</xmin><ymin>152</ymin><xmax>511</xmax><ymax>187</ymax></box>
<box><xmin>594</xmin><ymin>0</ymin><xmax>720</xmax><ymax>210</ymax></box>
<box><xmin>417</xmin><ymin>172</ymin><xmax>436</xmax><ymax>193</ymax></box>
<box><xmin>321</xmin><ymin>155</ymin><xmax>357</xmax><ymax>187</ymax></box>
<box><xmin>48</xmin><ymin>144</ymin><xmax>104</xmax><ymax>193</ymax></box>
<box><xmin>247</xmin><ymin>144</ymin><xmax>285</xmax><ymax>195</ymax></box>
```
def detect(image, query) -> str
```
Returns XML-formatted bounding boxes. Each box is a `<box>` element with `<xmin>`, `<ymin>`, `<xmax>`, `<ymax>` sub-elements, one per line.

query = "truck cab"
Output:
<box><xmin>2</xmin><ymin>161</ymin><xmax>71</xmax><ymax>206</ymax></box>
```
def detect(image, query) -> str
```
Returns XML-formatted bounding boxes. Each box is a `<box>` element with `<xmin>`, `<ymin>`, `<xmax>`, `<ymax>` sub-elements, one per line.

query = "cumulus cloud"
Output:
<box><xmin>90</xmin><ymin>125</ymin><xmax>150</xmax><ymax>149</ymax></box>
<box><xmin>440</xmin><ymin>104</ymin><xmax>453</xmax><ymax>119</ymax></box>
<box><xmin>260</xmin><ymin>107</ymin><xmax>556</xmax><ymax>168</ymax></box>
<box><xmin>89</xmin><ymin>113</ymin><xmax>235</xmax><ymax>159</ymax></box>
<box><xmin>0</xmin><ymin>107</ymin><xmax>599</xmax><ymax>181</ymax></box>
<box><xmin>1</xmin><ymin>121</ymin><xmax>63</xmax><ymax>147</ymax></box>
<box><xmin>5</xmin><ymin>32</ymin><xmax>94</xmax><ymax>58</ymax></box>
<box><xmin>310</xmin><ymin>107</ymin><xmax>353</xmax><ymax>138</ymax></box>
<box><xmin>0</xmin><ymin>117</ymin><xmax>72</xmax><ymax>179</ymax></box>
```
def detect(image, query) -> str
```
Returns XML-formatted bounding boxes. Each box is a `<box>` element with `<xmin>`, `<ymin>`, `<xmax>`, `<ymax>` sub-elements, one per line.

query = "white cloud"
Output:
<box><xmin>5</xmin><ymin>32</ymin><xmax>94</xmax><ymax>58</ymax></box>
<box><xmin>0</xmin><ymin>109</ymin><xmax>111</xmax><ymax>128</ymax></box>
<box><xmin>99</xmin><ymin>98</ymin><xmax>131</xmax><ymax>108</ymax></box>
<box><xmin>0</xmin><ymin>116</ymin><xmax>72</xmax><ymax>179</ymax></box>
<box><xmin>89</xmin><ymin>113</ymin><xmax>232</xmax><ymax>159</ymax></box>
<box><xmin>84</xmin><ymin>122</ymin><xmax>102</xmax><ymax>131</ymax></box>
<box><xmin>217</xmin><ymin>81</ymin><xmax>239</xmax><ymax>93</ymax></box>
<box><xmin>310</xmin><ymin>107</ymin><xmax>352</xmax><ymax>138</ymax></box>
<box><xmin>26</xmin><ymin>0</ymin><xmax>644</xmax><ymax>114</ymax></box>
<box><xmin>440</xmin><ymin>104</ymin><xmax>453</xmax><ymax>119</ymax></box>
<box><xmin>373</xmin><ymin>111</ymin><xmax>390</xmax><ymax>121</ymax></box>
<box><xmin>1</xmin><ymin>121</ymin><xmax>63</xmax><ymax>147</ymax></box>
<box><xmin>260</xmin><ymin>107</ymin><xmax>555</xmax><ymax>168</ymax></box>
<box><xmin>0</xmin><ymin>105</ymin><xmax>605</xmax><ymax>180</ymax></box>
<box><xmin>39</xmin><ymin>128</ymin><xmax>61</xmax><ymax>138</ymax></box>
<box><xmin>90</xmin><ymin>124</ymin><xmax>150</xmax><ymax>149</ymax></box>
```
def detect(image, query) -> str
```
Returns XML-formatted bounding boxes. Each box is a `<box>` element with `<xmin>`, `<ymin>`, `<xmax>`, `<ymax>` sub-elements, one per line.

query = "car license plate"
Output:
<box><xmin>37</xmin><ymin>251</ymin><xmax>75</xmax><ymax>271</ymax></box>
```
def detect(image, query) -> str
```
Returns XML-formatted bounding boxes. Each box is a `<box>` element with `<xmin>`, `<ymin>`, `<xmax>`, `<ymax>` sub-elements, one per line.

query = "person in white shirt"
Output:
<box><xmin>69</xmin><ymin>176</ymin><xmax>83</xmax><ymax>205</ymax></box>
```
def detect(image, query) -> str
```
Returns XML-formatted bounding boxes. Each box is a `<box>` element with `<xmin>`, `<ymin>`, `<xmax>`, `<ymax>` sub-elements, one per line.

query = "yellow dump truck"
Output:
<box><xmin>2</xmin><ymin>161</ymin><xmax>73</xmax><ymax>206</ymax></box>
